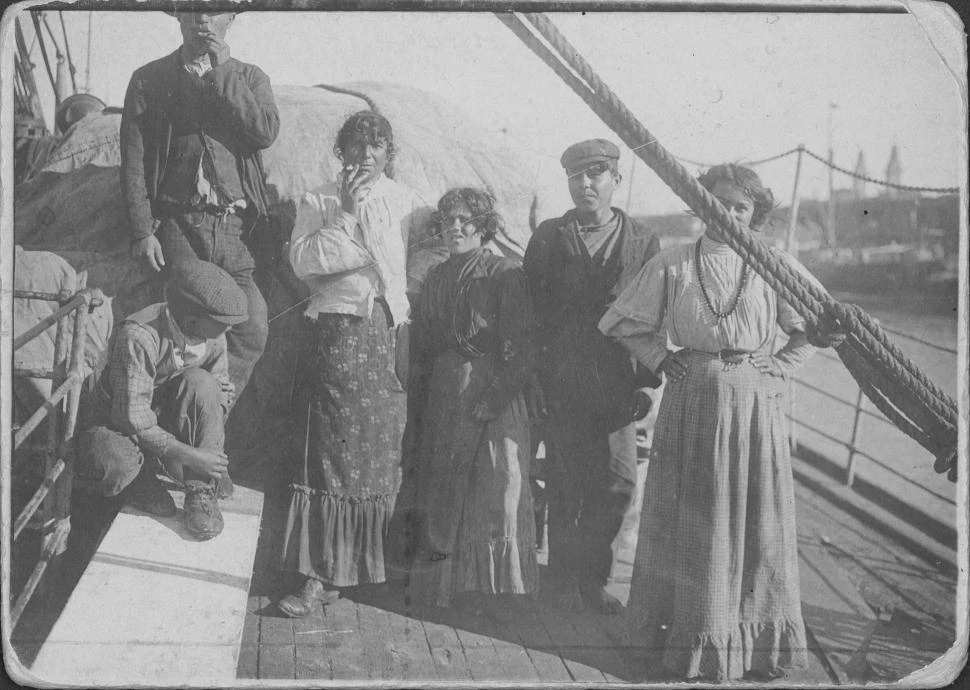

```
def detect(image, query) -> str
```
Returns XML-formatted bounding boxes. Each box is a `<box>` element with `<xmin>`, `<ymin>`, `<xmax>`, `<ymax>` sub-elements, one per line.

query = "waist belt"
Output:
<box><xmin>687</xmin><ymin>348</ymin><xmax>753</xmax><ymax>364</ymax></box>
<box><xmin>159</xmin><ymin>200</ymin><xmax>248</xmax><ymax>218</ymax></box>
<box><xmin>202</xmin><ymin>200</ymin><xmax>248</xmax><ymax>217</ymax></box>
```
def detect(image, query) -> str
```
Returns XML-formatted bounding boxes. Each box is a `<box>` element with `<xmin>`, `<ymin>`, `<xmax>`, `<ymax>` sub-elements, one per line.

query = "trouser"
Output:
<box><xmin>544</xmin><ymin>416</ymin><xmax>638</xmax><ymax>587</ymax></box>
<box><xmin>157</xmin><ymin>209</ymin><xmax>269</xmax><ymax>403</ymax></box>
<box><xmin>77</xmin><ymin>369</ymin><xmax>226</xmax><ymax>496</ymax></box>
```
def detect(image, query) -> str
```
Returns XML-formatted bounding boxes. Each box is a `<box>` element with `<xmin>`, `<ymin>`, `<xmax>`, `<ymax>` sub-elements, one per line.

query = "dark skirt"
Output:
<box><xmin>407</xmin><ymin>350</ymin><xmax>538</xmax><ymax>607</ymax></box>
<box><xmin>279</xmin><ymin>303</ymin><xmax>406</xmax><ymax>587</ymax></box>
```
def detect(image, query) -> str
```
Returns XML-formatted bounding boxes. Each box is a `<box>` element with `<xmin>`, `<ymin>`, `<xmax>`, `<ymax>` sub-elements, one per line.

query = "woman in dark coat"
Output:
<box><xmin>405</xmin><ymin>188</ymin><xmax>539</xmax><ymax>608</ymax></box>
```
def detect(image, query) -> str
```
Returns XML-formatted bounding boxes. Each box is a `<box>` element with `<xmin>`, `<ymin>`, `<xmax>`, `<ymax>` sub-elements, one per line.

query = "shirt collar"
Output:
<box><xmin>166</xmin><ymin>306</ymin><xmax>187</xmax><ymax>351</ymax></box>
<box><xmin>180</xmin><ymin>48</ymin><xmax>212</xmax><ymax>75</ymax></box>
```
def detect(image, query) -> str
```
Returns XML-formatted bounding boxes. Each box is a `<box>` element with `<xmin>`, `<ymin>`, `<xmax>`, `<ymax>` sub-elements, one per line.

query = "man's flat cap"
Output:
<box><xmin>560</xmin><ymin>139</ymin><xmax>620</xmax><ymax>170</ymax></box>
<box><xmin>168</xmin><ymin>259</ymin><xmax>248</xmax><ymax>325</ymax></box>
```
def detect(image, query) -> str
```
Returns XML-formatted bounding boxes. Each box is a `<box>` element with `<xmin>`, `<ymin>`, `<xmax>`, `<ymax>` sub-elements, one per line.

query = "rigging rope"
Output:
<box><xmin>498</xmin><ymin>11</ymin><xmax>959</xmax><ymax>479</ymax></box>
<box><xmin>673</xmin><ymin>144</ymin><xmax>958</xmax><ymax>194</ymax></box>
<box><xmin>802</xmin><ymin>148</ymin><xmax>959</xmax><ymax>194</ymax></box>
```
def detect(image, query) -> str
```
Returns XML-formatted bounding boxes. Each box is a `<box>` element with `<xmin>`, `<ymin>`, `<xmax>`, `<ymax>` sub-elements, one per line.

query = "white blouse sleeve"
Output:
<box><xmin>599</xmin><ymin>253</ymin><xmax>671</xmax><ymax>373</ymax></box>
<box><xmin>288</xmin><ymin>190</ymin><xmax>369</xmax><ymax>280</ymax></box>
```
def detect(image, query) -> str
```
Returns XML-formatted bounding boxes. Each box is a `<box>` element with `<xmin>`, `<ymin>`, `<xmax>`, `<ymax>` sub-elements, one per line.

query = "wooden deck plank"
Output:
<box><xmin>322</xmin><ymin>597</ymin><xmax>367</xmax><ymax>681</ymax></box>
<box><xmin>237</xmin><ymin>644</ymin><xmax>258</xmax><ymax>679</ymax></box>
<box><xmin>499</xmin><ymin>597</ymin><xmax>573</xmax><ymax>682</ymax></box>
<box><xmin>259</xmin><ymin>596</ymin><xmax>296</xmax><ymax>647</ymax></box>
<box><xmin>420</xmin><ymin>618</ymin><xmax>472</xmax><ymax>681</ymax></box>
<box><xmin>259</xmin><ymin>644</ymin><xmax>295</xmax><ymax>679</ymax></box>
<box><xmin>357</xmin><ymin>600</ymin><xmax>400</xmax><ymax>680</ymax></box>
<box><xmin>292</xmin><ymin>593</ymin><xmax>329</xmax><ymax>648</ymax></box>
<box><xmin>530</xmin><ymin>597</ymin><xmax>608</xmax><ymax>682</ymax></box>
<box><xmin>382</xmin><ymin>606</ymin><xmax>439</xmax><ymax>682</ymax></box>
<box><xmin>295</xmin><ymin>643</ymin><xmax>332</xmax><ymax>680</ymax></box>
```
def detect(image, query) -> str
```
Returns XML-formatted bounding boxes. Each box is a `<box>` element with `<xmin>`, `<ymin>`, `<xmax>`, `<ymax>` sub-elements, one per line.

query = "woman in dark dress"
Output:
<box><xmin>405</xmin><ymin>188</ymin><xmax>539</xmax><ymax>608</ymax></box>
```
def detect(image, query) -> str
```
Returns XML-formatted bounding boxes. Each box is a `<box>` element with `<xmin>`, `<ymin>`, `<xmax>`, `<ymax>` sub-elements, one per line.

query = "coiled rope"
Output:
<box><xmin>497</xmin><ymin>12</ymin><xmax>959</xmax><ymax>479</ymax></box>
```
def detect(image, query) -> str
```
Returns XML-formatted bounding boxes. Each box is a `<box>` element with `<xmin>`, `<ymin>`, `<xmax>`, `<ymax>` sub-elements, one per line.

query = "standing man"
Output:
<box><xmin>524</xmin><ymin>139</ymin><xmax>661</xmax><ymax>614</ymax></box>
<box><xmin>121</xmin><ymin>10</ymin><xmax>279</xmax><ymax>405</ymax></box>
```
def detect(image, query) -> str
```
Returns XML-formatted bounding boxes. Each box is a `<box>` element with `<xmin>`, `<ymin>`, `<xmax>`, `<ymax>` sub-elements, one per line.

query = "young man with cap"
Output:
<box><xmin>121</xmin><ymin>10</ymin><xmax>279</xmax><ymax>410</ymax></box>
<box><xmin>523</xmin><ymin>139</ymin><xmax>661</xmax><ymax>614</ymax></box>
<box><xmin>78</xmin><ymin>260</ymin><xmax>248</xmax><ymax>540</ymax></box>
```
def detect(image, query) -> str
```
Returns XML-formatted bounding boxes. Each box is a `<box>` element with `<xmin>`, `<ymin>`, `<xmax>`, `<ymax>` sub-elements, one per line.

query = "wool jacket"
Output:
<box><xmin>120</xmin><ymin>49</ymin><xmax>280</xmax><ymax>241</ymax></box>
<box><xmin>523</xmin><ymin>207</ymin><xmax>662</xmax><ymax>429</ymax></box>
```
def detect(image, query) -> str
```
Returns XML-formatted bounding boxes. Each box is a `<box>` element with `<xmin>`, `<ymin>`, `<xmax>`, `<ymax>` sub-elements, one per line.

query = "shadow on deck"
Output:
<box><xmin>237</xmin><ymin>431</ymin><xmax>958</xmax><ymax>684</ymax></box>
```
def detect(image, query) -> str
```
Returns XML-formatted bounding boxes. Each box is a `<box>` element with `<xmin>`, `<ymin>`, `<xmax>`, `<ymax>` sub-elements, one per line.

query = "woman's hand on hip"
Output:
<box><xmin>659</xmin><ymin>350</ymin><xmax>688</xmax><ymax>382</ymax></box>
<box><xmin>752</xmin><ymin>353</ymin><xmax>786</xmax><ymax>378</ymax></box>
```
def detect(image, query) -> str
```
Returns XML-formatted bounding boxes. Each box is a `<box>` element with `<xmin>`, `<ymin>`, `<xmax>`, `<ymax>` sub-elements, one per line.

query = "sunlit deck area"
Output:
<box><xmin>11</xmin><ymin>429</ymin><xmax>956</xmax><ymax>686</ymax></box>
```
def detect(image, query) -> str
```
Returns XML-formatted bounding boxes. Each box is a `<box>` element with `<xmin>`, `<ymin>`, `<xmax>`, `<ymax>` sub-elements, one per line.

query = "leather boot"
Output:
<box><xmin>183</xmin><ymin>482</ymin><xmax>223</xmax><ymax>540</ymax></box>
<box><xmin>277</xmin><ymin>577</ymin><xmax>339</xmax><ymax>618</ymax></box>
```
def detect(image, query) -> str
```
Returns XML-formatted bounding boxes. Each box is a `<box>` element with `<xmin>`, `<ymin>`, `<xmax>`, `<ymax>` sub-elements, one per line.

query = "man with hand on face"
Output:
<box><xmin>523</xmin><ymin>139</ymin><xmax>661</xmax><ymax>615</ymax></box>
<box><xmin>121</xmin><ymin>10</ymin><xmax>279</xmax><ymax>417</ymax></box>
<box><xmin>78</xmin><ymin>260</ymin><xmax>248</xmax><ymax>540</ymax></box>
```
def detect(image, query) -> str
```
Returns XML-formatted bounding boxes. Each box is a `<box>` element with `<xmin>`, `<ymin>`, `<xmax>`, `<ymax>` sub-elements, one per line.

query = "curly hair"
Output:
<box><xmin>334</xmin><ymin>110</ymin><xmax>397</xmax><ymax>178</ymax></box>
<box><xmin>435</xmin><ymin>187</ymin><xmax>506</xmax><ymax>246</ymax></box>
<box><xmin>697</xmin><ymin>163</ymin><xmax>776</xmax><ymax>230</ymax></box>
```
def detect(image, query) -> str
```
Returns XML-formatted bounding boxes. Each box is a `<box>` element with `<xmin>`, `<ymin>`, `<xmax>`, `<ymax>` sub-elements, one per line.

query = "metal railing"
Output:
<box><xmin>10</xmin><ymin>287</ymin><xmax>103</xmax><ymax>628</ymax></box>
<box><xmin>789</xmin><ymin>330</ymin><xmax>957</xmax><ymax>508</ymax></box>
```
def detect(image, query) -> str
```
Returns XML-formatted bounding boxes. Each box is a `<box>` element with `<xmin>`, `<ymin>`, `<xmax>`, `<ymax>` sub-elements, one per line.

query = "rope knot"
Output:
<box><xmin>806</xmin><ymin>302</ymin><xmax>849</xmax><ymax>349</ymax></box>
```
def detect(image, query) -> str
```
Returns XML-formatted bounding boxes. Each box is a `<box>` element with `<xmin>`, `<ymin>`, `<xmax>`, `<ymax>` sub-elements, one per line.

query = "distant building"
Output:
<box><xmin>884</xmin><ymin>144</ymin><xmax>902</xmax><ymax>198</ymax></box>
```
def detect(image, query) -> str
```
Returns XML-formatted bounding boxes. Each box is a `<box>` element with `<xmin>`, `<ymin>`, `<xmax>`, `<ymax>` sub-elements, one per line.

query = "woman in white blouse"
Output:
<box><xmin>599</xmin><ymin>164</ymin><xmax>817</xmax><ymax>681</ymax></box>
<box><xmin>277</xmin><ymin>110</ymin><xmax>430</xmax><ymax>617</ymax></box>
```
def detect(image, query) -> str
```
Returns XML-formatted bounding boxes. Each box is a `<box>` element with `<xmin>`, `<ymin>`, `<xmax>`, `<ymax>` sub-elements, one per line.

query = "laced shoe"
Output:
<box><xmin>277</xmin><ymin>578</ymin><xmax>340</xmax><ymax>618</ymax></box>
<box><xmin>123</xmin><ymin>465</ymin><xmax>176</xmax><ymax>518</ymax></box>
<box><xmin>216</xmin><ymin>471</ymin><xmax>234</xmax><ymax>499</ymax></box>
<box><xmin>183</xmin><ymin>483</ymin><xmax>224</xmax><ymax>540</ymax></box>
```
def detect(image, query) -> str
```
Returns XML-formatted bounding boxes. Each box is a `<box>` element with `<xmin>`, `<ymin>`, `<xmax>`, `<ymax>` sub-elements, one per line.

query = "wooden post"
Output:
<box><xmin>845</xmin><ymin>386</ymin><xmax>865</xmax><ymax>487</ymax></box>
<box><xmin>786</xmin><ymin>146</ymin><xmax>805</xmax><ymax>259</ymax></box>
<box><xmin>827</xmin><ymin>147</ymin><xmax>837</xmax><ymax>249</ymax></box>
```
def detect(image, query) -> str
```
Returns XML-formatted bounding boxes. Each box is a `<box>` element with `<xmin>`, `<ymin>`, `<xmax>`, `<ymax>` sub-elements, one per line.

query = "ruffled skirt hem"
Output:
<box><xmin>279</xmin><ymin>486</ymin><xmax>398</xmax><ymax>587</ymax></box>
<box><xmin>410</xmin><ymin>537</ymin><xmax>539</xmax><ymax>608</ymax></box>
<box><xmin>631</xmin><ymin>616</ymin><xmax>809</xmax><ymax>681</ymax></box>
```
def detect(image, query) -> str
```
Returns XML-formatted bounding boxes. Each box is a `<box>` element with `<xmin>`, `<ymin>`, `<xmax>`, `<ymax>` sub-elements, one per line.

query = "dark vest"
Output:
<box><xmin>156</xmin><ymin>67</ymin><xmax>244</xmax><ymax>206</ymax></box>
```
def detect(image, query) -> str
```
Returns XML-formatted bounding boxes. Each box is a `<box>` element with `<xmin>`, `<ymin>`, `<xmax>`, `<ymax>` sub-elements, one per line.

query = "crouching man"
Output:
<box><xmin>78</xmin><ymin>260</ymin><xmax>247</xmax><ymax>540</ymax></box>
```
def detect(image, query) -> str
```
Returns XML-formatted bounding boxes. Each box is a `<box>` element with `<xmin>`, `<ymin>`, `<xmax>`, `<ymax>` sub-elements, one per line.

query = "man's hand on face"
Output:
<box><xmin>177</xmin><ymin>13</ymin><xmax>234</xmax><ymax>65</ymax></box>
<box><xmin>204</xmin><ymin>33</ymin><xmax>231</xmax><ymax>67</ymax></box>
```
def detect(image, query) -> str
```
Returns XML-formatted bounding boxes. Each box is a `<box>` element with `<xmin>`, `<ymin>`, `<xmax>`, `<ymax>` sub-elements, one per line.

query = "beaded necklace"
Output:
<box><xmin>694</xmin><ymin>238</ymin><xmax>749</xmax><ymax>322</ymax></box>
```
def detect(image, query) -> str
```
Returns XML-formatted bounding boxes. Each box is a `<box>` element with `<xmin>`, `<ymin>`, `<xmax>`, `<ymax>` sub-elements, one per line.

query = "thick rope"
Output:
<box><xmin>502</xmin><ymin>12</ymin><xmax>959</xmax><ymax>475</ymax></box>
<box><xmin>520</xmin><ymin>9</ymin><xmax>959</xmax><ymax>444</ymax></box>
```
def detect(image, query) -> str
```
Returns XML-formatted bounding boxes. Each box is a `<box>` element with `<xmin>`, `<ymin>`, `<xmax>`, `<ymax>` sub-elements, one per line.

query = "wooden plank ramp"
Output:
<box><xmin>25</xmin><ymin>483</ymin><xmax>263</xmax><ymax>687</ymax></box>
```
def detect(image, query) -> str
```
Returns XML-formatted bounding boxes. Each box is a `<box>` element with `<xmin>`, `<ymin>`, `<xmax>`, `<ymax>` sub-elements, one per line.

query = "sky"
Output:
<box><xmin>9</xmin><ymin>3</ymin><xmax>966</xmax><ymax>216</ymax></box>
